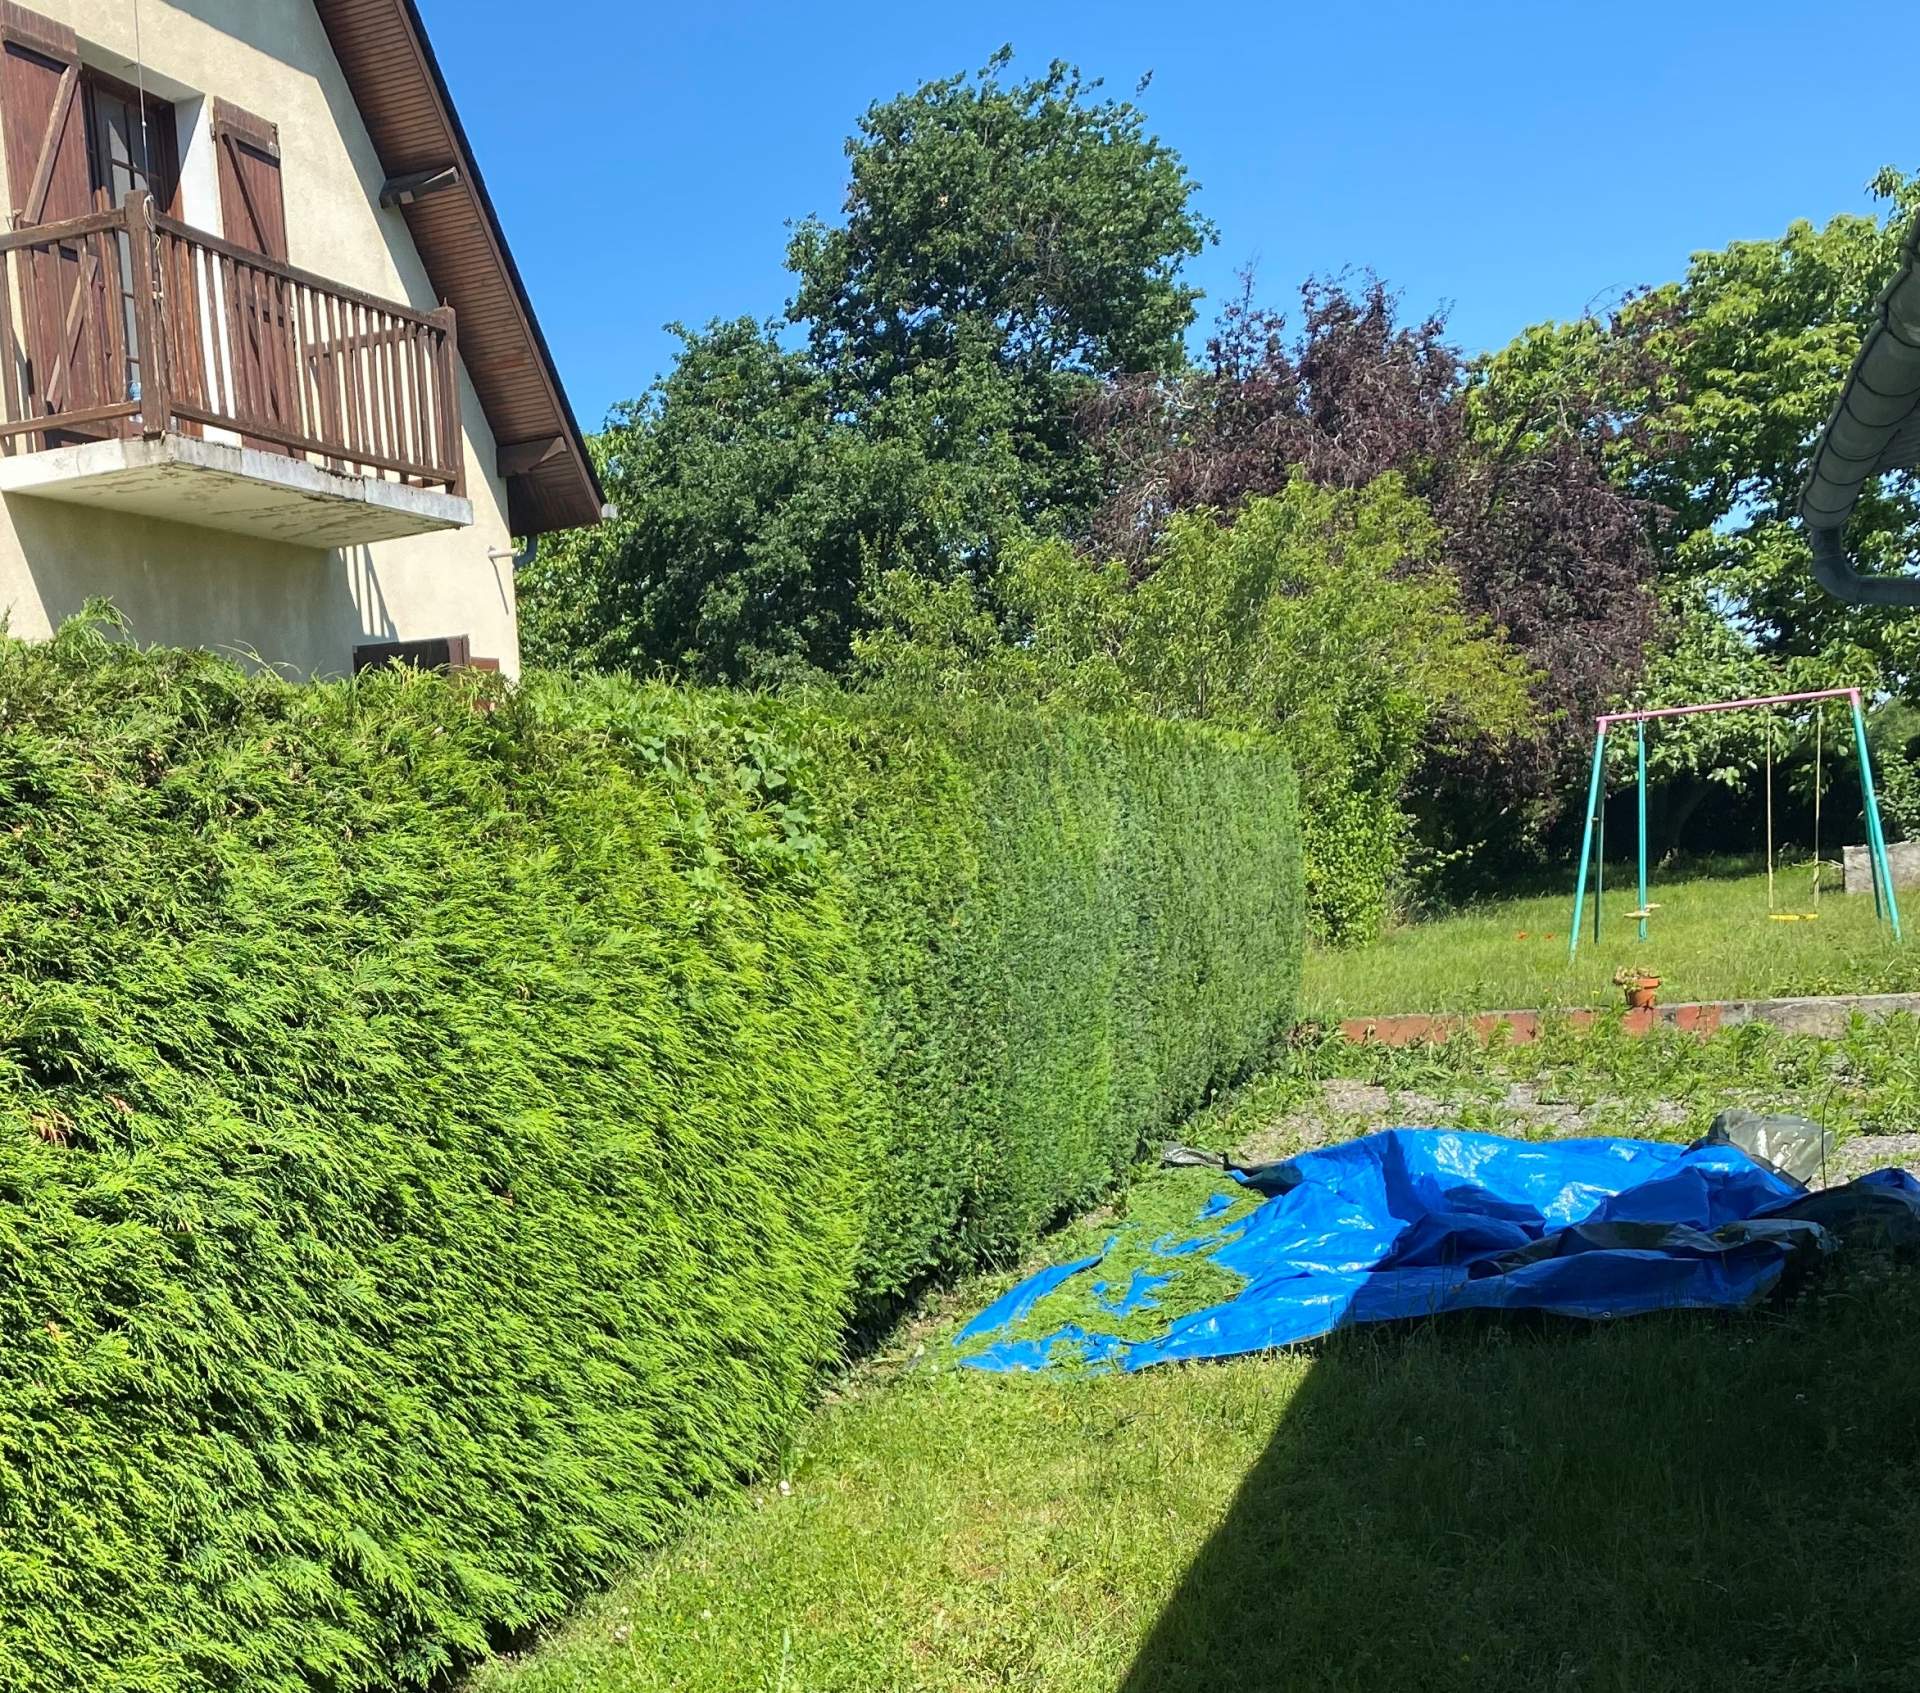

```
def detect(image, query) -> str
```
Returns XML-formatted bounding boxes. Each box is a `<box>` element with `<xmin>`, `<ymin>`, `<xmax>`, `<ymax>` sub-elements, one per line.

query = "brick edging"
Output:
<box><xmin>1335</xmin><ymin>993</ymin><xmax>1920</xmax><ymax>1047</ymax></box>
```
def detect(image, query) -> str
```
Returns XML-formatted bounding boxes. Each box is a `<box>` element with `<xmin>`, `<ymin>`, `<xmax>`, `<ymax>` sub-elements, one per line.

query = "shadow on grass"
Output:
<box><xmin>1428</xmin><ymin>851</ymin><xmax>1791</xmax><ymax>917</ymax></box>
<box><xmin>1118</xmin><ymin>1277</ymin><xmax>1920</xmax><ymax>1693</ymax></box>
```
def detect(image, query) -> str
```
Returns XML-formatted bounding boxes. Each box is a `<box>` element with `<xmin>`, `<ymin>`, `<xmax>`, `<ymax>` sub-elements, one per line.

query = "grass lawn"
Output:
<box><xmin>471</xmin><ymin>1022</ymin><xmax>1920</xmax><ymax>1693</ymax></box>
<box><xmin>1302</xmin><ymin>861</ymin><xmax>1919</xmax><ymax>1020</ymax></box>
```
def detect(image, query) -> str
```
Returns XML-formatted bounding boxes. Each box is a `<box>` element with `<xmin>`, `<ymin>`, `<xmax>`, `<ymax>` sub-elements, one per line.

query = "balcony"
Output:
<box><xmin>0</xmin><ymin>191</ymin><xmax>471</xmax><ymax>546</ymax></box>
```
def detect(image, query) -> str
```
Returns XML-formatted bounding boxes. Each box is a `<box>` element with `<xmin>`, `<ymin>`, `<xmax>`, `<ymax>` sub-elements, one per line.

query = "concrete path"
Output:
<box><xmin>1234</xmin><ymin>1078</ymin><xmax>1920</xmax><ymax>1188</ymax></box>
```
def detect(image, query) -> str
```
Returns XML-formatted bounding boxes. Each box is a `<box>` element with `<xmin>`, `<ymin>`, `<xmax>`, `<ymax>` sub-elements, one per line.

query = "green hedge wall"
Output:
<box><xmin>0</xmin><ymin>628</ymin><xmax>868</xmax><ymax>1693</ymax></box>
<box><xmin>0</xmin><ymin>621</ymin><xmax>1302</xmax><ymax>1692</ymax></box>
<box><xmin>794</xmin><ymin>698</ymin><xmax>1303</xmax><ymax>1302</ymax></box>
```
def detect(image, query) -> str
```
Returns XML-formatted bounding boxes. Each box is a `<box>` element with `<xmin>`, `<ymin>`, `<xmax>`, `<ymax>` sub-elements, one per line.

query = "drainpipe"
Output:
<box><xmin>491</xmin><ymin>502</ymin><xmax>618</xmax><ymax>575</ymax></box>
<box><xmin>489</xmin><ymin>503</ymin><xmax>619</xmax><ymax>574</ymax></box>
<box><xmin>1807</xmin><ymin>525</ymin><xmax>1920</xmax><ymax>608</ymax></box>
<box><xmin>488</xmin><ymin>536</ymin><xmax>539</xmax><ymax>571</ymax></box>
<box><xmin>1800</xmin><ymin>208</ymin><xmax>1920</xmax><ymax>608</ymax></box>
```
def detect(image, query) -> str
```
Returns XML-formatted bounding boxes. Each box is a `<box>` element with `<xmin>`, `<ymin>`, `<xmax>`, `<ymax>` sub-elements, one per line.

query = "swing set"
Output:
<box><xmin>1567</xmin><ymin>687</ymin><xmax>1903</xmax><ymax>961</ymax></box>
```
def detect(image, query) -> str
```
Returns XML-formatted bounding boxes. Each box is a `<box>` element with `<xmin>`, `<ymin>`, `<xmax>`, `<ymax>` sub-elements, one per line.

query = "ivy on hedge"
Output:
<box><xmin>0</xmin><ymin>616</ymin><xmax>1302</xmax><ymax>1691</ymax></box>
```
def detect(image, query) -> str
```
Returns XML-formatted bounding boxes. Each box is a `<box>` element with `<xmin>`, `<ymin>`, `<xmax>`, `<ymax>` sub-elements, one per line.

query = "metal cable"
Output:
<box><xmin>132</xmin><ymin>0</ymin><xmax>151</xmax><ymax>169</ymax></box>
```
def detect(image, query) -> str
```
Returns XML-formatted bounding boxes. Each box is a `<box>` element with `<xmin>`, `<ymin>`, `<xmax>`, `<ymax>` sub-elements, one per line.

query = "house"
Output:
<box><xmin>0</xmin><ymin>0</ymin><xmax>604</xmax><ymax>677</ymax></box>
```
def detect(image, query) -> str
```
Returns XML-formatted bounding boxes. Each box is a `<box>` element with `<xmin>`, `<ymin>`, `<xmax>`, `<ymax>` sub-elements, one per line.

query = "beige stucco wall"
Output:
<box><xmin>0</xmin><ymin>0</ymin><xmax>522</xmax><ymax>677</ymax></box>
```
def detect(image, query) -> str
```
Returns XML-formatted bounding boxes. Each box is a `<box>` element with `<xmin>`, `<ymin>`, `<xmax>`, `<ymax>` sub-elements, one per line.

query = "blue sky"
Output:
<box><xmin>421</xmin><ymin>0</ymin><xmax>1915</xmax><ymax>434</ymax></box>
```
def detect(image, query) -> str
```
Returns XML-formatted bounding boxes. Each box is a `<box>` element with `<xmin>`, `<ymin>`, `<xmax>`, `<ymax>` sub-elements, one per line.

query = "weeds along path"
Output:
<box><xmin>471</xmin><ymin>1020</ymin><xmax>1920</xmax><ymax>1693</ymax></box>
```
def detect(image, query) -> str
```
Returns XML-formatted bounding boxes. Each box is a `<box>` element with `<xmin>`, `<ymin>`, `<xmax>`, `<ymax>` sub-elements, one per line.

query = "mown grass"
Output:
<box><xmin>1302</xmin><ymin>861</ymin><xmax>1918</xmax><ymax>1019</ymax></box>
<box><xmin>470</xmin><ymin>1021</ymin><xmax>1920</xmax><ymax>1693</ymax></box>
<box><xmin>472</xmin><ymin>1293</ymin><xmax>1920</xmax><ymax>1693</ymax></box>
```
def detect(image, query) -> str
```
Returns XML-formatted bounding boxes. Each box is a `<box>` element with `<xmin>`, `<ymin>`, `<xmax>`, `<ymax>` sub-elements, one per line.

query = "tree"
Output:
<box><xmin>1456</xmin><ymin>166</ymin><xmax>1920</xmax><ymax>850</ymax></box>
<box><xmin>789</xmin><ymin>52</ymin><xmax>1209</xmax><ymax>387</ymax></box>
<box><xmin>788</xmin><ymin>49</ymin><xmax>1213</xmax><ymax>532</ymax></box>
<box><xmin>1873</xmin><ymin>699</ymin><xmax>1920</xmax><ymax>839</ymax></box>
<box><xmin>518</xmin><ymin>319</ymin><xmax>1023</xmax><ymax>683</ymax></box>
<box><xmin>520</xmin><ymin>320</ymin><xmax>843</xmax><ymax>680</ymax></box>
<box><xmin>1080</xmin><ymin>277</ymin><xmax>1662</xmax><ymax>852</ymax></box>
<box><xmin>523</xmin><ymin>53</ymin><xmax>1216</xmax><ymax>679</ymax></box>
<box><xmin>856</xmin><ymin>478</ymin><xmax>1529</xmax><ymax>940</ymax></box>
<box><xmin>1500</xmin><ymin>169</ymin><xmax>1920</xmax><ymax>753</ymax></box>
<box><xmin>1624</xmin><ymin>168</ymin><xmax>1920</xmax><ymax>664</ymax></box>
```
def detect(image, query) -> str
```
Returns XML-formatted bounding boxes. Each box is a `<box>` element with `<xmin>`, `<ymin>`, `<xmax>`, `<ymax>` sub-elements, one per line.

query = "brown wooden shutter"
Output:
<box><xmin>211</xmin><ymin>98</ymin><xmax>285</xmax><ymax>259</ymax></box>
<box><xmin>1</xmin><ymin>4</ymin><xmax>116</xmax><ymax>427</ymax></box>
<box><xmin>353</xmin><ymin>635</ymin><xmax>475</xmax><ymax>674</ymax></box>
<box><xmin>0</xmin><ymin>4</ymin><xmax>86</xmax><ymax>228</ymax></box>
<box><xmin>210</xmin><ymin>99</ymin><xmax>289</xmax><ymax>450</ymax></box>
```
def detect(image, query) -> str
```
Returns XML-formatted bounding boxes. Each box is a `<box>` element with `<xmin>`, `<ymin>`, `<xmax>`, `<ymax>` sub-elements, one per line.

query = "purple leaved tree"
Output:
<box><xmin>1082</xmin><ymin>276</ymin><xmax>1664</xmax><ymax>863</ymax></box>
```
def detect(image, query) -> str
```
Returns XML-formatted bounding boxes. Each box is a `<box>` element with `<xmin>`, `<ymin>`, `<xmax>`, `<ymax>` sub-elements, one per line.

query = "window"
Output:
<box><xmin>80</xmin><ymin>69</ymin><xmax>179</xmax><ymax>213</ymax></box>
<box><xmin>78</xmin><ymin>72</ymin><xmax>178</xmax><ymax>407</ymax></box>
<box><xmin>0</xmin><ymin>10</ymin><xmax>185</xmax><ymax>437</ymax></box>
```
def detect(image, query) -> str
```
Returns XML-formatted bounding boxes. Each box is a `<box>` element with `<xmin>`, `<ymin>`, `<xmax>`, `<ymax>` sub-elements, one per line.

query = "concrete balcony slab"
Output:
<box><xmin>0</xmin><ymin>432</ymin><xmax>472</xmax><ymax>548</ymax></box>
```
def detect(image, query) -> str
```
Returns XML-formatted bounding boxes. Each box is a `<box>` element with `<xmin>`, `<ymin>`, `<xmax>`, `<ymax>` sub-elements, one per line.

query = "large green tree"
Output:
<box><xmin>791</xmin><ymin>52</ymin><xmax>1206</xmax><ymax>382</ymax></box>
<box><xmin>1486</xmin><ymin>168</ymin><xmax>1920</xmax><ymax>795</ymax></box>
<box><xmin>518</xmin><ymin>319</ymin><xmax>1020</xmax><ymax>682</ymax></box>
<box><xmin>522</xmin><ymin>53</ymin><xmax>1212</xmax><ymax>682</ymax></box>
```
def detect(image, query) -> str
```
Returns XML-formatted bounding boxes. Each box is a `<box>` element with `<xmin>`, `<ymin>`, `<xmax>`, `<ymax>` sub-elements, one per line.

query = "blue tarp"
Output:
<box><xmin>955</xmin><ymin>1129</ymin><xmax>1907</xmax><ymax>1373</ymax></box>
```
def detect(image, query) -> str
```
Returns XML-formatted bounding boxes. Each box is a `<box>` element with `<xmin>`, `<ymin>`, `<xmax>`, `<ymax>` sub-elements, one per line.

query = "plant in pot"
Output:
<box><xmin>1613</xmin><ymin>965</ymin><xmax>1662</xmax><ymax>1010</ymax></box>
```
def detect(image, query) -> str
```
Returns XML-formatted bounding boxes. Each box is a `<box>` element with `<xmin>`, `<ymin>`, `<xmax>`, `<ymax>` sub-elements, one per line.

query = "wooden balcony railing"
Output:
<box><xmin>0</xmin><ymin>190</ymin><xmax>462</xmax><ymax>496</ymax></box>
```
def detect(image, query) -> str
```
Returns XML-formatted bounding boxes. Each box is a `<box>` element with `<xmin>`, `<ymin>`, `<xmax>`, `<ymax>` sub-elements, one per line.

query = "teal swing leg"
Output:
<box><xmin>1852</xmin><ymin>694</ymin><xmax>1902</xmax><ymax>942</ymax></box>
<box><xmin>1568</xmin><ymin>725</ymin><xmax>1608</xmax><ymax>964</ymax></box>
<box><xmin>1595</xmin><ymin>786</ymin><xmax>1605</xmax><ymax>946</ymax></box>
<box><xmin>1636</xmin><ymin>720</ymin><xmax>1649</xmax><ymax>944</ymax></box>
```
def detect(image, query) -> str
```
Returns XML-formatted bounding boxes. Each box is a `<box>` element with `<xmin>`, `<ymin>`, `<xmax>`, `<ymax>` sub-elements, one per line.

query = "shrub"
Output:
<box><xmin>853</xmin><ymin>479</ymin><xmax>1527</xmax><ymax>944</ymax></box>
<box><xmin>1873</xmin><ymin>698</ymin><xmax>1920</xmax><ymax>841</ymax></box>
<box><xmin>0</xmin><ymin>617</ymin><xmax>1302</xmax><ymax>1689</ymax></box>
<box><xmin>0</xmin><ymin>623</ymin><xmax>867</xmax><ymax>1693</ymax></box>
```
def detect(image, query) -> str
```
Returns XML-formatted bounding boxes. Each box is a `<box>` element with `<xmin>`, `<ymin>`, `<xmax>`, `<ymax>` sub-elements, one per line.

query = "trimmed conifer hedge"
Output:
<box><xmin>794</xmin><ymin>698</ymin><xmax>1303</xmax><ymax>1301</ymax></box>
<box><xmin>0</xmin><ymin>619</ymin><xmax>1301</xmax><ymax>1692</ymax></box>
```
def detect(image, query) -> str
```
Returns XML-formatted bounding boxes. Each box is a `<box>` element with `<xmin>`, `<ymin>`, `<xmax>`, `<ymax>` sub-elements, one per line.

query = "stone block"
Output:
<box><xmin>1843</xmin><ymin>838</ymin><xmax>1920</xmax><ymax>894</ymax></box>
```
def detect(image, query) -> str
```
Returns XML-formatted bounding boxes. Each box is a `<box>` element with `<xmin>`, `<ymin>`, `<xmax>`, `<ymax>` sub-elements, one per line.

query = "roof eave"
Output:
<box><xmin>313</xmin><ymin>0</ymin><xmax>605</xmax><ymax>536</ymax></box>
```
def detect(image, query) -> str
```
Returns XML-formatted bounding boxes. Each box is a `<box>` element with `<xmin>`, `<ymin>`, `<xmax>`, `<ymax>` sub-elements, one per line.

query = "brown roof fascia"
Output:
<box><xmin>311</xmin><ymin>0</ymin><xmax>605</xmax><ymax>535</ymax></box>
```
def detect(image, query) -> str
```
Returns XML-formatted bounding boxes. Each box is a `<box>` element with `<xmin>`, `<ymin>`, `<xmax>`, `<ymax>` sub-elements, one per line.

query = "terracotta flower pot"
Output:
<box><xmin>1624</xmin><ymin>978</ymin><xmax>1660</xmax><ymax>1010</ymax></box>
